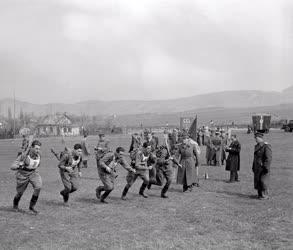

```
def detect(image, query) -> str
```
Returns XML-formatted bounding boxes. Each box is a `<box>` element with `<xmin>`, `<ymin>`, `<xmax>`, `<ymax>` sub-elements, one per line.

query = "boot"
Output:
<box><xmin>257</xmin><ymin>189</ymin><xmax>263</xmax><ymax>199</ymax></box>
<box><xmin>161</xmin><ymin>190</ymin><xmax>168</xmax><ymax>198</ymax></box>
<box><xmin>100</xmin><ymin>190</ymin><xmax>112</xmax><ymax>203</ymax></box>
<box><xmin>139</xmin><ymin>183</ymin><xmax>148</xmax><ymax>198</ymax></box>
<box><xmin>260</xmin><ymin>190</ymin><xmax>269</xmax><ymax>200</ymax></box>
<box><xmin>60</xmin><ymin>190</ymin><xmax>69</xmax><ymax>203</ymax></box>
<box><xmin>96</xmin><ymin>186</ymin><xmax>104</xmax><ymax>200</ymax></box>
<box><xmin>161</xmin><ymin>182</ymin><xmax>170</xmax><ymax>198</ymax></box>
<box><xmin>29</xmin><ymin>195</ymin><xmax>39</xmax><ymax>214</ymax></box>
<box><xmin>13</xmin><ymin>194</ymin><xmax>22</xmax><ymax>210</ymax></box>
<box><xmin>121</xmin><ymin>186</ymin><xmax>129</xmax><ymax>200</ymax></box>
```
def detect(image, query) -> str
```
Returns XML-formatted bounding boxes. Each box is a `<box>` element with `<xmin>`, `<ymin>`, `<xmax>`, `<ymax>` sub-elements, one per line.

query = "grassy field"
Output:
<box><xmin>0</xmin><ymin>131</ymin><xmax>292</xmax><ymax>250</ymax></box>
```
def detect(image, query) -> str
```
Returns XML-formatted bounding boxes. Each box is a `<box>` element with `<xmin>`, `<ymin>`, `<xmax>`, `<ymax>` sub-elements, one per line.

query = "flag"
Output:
<box><xmin>188</xmin><ymin>116</ymin><xmax>197</xmax><ymax>141</ymax></box>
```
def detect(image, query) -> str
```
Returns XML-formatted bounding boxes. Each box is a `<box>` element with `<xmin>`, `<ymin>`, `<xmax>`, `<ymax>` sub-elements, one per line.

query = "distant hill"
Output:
<box><xmin>0</xmin><ymin>87</ymin><xmax>293</xmax><ymax>117</ymax></box>
<box><xmin>114</xmin><ymin>103</ymin><xmax>293</xmax><ymax>127</ymax></box>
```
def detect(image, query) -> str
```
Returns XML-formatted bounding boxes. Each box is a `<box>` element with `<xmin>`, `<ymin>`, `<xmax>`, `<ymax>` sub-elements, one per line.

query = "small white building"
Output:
<box><xmin>36</xmin><ymin>113</ymin><xmax>80</xmax><ymax>137</ymax></box>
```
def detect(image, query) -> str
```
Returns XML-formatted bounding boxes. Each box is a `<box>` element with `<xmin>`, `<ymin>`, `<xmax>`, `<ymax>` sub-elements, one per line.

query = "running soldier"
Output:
<box><xmin>12</xmin><ymin>140</ymin><xmax>42</xmax><ymax>214</ymax></box>
<box><xmin>58</xmin><ymin>144</ymin><xmax>83</xmax><ymax>205</ymax></box>
<box><xmin>121</xmin><ymin>142</ymin><xmax>155</xmax><ymax>199</ymax></box>
<box><xmin>144</xmin><ymin>131</ymin><xmax>158</xmax><ymax>186</ymax></box>
<box><xmin>96</xmin><ymin>147</ymin><xmax>135</xmax><ymax>203</ymax></box>
<box><xmin>148</xmin><ymin>144</ymin><xmax>181</xmax><ymax>198</ymax></box>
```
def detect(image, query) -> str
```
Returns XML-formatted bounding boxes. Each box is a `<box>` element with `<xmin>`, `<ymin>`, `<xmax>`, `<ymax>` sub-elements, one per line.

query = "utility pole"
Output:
<box><xmin>13</xmin><ymin>90</ymin><xmax>16</xmax><ymax>138</ymax></box>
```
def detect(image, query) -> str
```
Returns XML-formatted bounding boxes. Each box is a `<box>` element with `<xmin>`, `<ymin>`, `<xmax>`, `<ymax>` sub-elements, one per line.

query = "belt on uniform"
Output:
<box><xmin>21</xmin><ymin>168</ymin><xmax>35</xmax><ymax>172</ymax></box>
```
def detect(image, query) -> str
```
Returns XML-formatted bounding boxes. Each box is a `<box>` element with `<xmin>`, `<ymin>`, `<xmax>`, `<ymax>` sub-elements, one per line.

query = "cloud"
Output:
<box><xmin>0</xmin><ymin>0</ymin><xmax>292</xmax><ymax>103</ymax></box>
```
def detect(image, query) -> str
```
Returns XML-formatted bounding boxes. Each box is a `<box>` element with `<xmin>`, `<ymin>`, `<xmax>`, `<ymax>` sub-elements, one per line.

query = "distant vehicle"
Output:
<box><xmin>281</xmin><ymin>120</ymin><xmax>293</xmax><ymax>132</ymax></box>
<box><xmin>252</xmin><ymin>114</ymin><xmax>271</xmax><ymax>133</ymax></box>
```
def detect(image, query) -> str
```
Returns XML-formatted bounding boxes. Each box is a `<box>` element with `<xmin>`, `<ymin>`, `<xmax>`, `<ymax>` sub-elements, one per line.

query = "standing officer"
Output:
<box><xmin>177</xmin><ymin>132</ymin><xmax>199</xmax><ymax>192</ymax></box>
<box><xmin>58</xmin><ymin>144</ymin><xmax>83</xmax><ymax>205</ymax></box>
<box><xmin>225</xmin><ymin>134</ymin><xmax>241</xmax><ymax>182</ymax></box>
<box><xmin>252</xmin><ymin>132</ymin><xmax>272</xmax><ymax>199</ymax></box>
<box><xmin>12</xmin><ymin>140</ymin><xmax>42</xmax><ymax>214</ymax></box>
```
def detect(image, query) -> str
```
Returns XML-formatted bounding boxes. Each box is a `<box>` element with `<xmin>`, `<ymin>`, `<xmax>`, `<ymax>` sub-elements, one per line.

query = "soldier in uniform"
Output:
<box><xmin>168</xmin><ymin>129</ymin><xmax>179</xmax><ymax>149</ymax></box>
<box><xmin>58</xmin><ymin>144</ymin><xmax>83</xmax><ymax>205</ymax></box>
<box><xmin>225</xmin><ymin>134</ymin><xmax>241</xmax><ymax>182</ymax></box>
<box><xmin>144</xmin><ymin>131</ymin><xmax>158</xmax><ymax>186</ymax></box>
<box><xmin>12</xmin><ymin>140</ymin><xmax>42</xmax><ymax>214</ymax></box>
<box><xmin>177</xmin><ymin>132</ymin><xmax>199</xmax><ymax>192</ymax></box>
<box><xmin>129</xmin><ymin>132</ymin><xmax>142</xmax><ymax>153</ymax></box>
<box><xmin>96</xmin><ymin>147</ymin><xmax>135</xmax><ymax>203</ymax></box>
<box><xmin>121</xmin><ymin>142</ymin><xmax>155</xmax><ymax>199</ymax></box>
<box><xmin>205</xmin><ymin>129</ymin><xmax>213</xmax><ymax>165</ymax></box>
<box><xmin>210</xmin><ymin>131</ymin><xmax>223</xmax><ymax>166</ymax></box>
<box><xmin>96</xmin><ymin>133</ymin><xmax>109</xmax><ymax>152</ymax></box>
<box><xmin>17</xmin><ymin>134</ymin><xmax>30</xmax><ymax>156</ymax></box>
<box><xmin>252</xmin><ymin>132</ymin><xmax>272</xmax><ymax>199</ymax></box>
<box><xmin>148</xmin><ymin>130</ymin><xmax>182</xmax><ymax>197</ymax></box>
<box><xmin>220</xmin><ymin>129</ymin><xmax>227</xmax><ymax>165</ymax></box>
<box><xmin>148</xmin><ymin>144</ymin><xmax>181</xmax><ymax>198</ymax></box>
<box><xmin>81</xmin><ymin>130</ymin><xmax>90</xmax><ymax>169</ymax></box>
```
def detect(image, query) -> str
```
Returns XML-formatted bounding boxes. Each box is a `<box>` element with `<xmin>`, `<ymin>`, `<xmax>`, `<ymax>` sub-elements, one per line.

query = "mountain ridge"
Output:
<box><xmin>0</xmin><ymin>88</ymin><xmax>292</xmax><ymax>117</ymax></box>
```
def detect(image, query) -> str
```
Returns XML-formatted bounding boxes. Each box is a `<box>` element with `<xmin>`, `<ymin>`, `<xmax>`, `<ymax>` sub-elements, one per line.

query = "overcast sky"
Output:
<box><xmin>0</xmin><ymin>0</ymin><xmax>292</xmax><ymax>103</ymax></box>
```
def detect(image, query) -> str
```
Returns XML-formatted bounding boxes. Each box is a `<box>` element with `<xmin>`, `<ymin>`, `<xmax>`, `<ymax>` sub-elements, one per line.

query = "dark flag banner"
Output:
<box><xmin>188</xmin><ymin>116</ymin><xmax>197</xmax><ymax>141</ymax></box>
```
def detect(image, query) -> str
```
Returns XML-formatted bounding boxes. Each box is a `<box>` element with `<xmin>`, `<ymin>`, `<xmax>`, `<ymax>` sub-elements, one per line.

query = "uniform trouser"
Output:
<box><xmin>60</xmin><ymin>170</ymin><xmax>79</xmax><ymax>196</ymax></box>
<box><xmin>192</xmin><ymin>166</ymin><xmax>199</xmax><ymax>185</ymax></box>
<box><xmin>149</xmin><ymin>165</ymin><xmax>173</xmax><ymax>195</ymax></box>
<box><xmin>254</xmin><ymin>170</ymin><xmax>270</xmax><ymax>196</ymax></box>
<box><xmin>122</xmin><ymin>171</ymin><xmax>149</xmax><ymax>197</ymax></box>
<box><xmin>230</xmin><ymin>170</ymin><xmax>238</xmax><ymax>181</ymax></box>
<box><xmin>82</xmin><ymin>160</ymin><xmax>88</xmax><ymax>168</ymax></box>
<box><xmin>206</xmin><ymin>147</ymin><xmax>211</xmax><ymax>165</ymax></box>
<box><xmin>96</xmin><ymin>173</ymin><xmax>115</xmax><ymax>200</ymax></box>
<box><xmin>149</xmin><ymin>166</ymin><xmax>157</xmax><ymax>184</ymax></box>
<box><xmin>213</xmin><ymin>150</ymin><xmax>222</xmax><ymax>166</ymax></box>
<box><xmin>14</xmin><ymin>171</ymin><xmax>42</xmax><ymax>208</ymax></box>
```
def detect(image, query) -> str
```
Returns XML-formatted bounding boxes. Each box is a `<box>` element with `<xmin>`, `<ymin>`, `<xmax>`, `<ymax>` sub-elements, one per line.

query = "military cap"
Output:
<box><xmin>254</xmin><ymin>132</ymin><xmax>264</xmax><ymax>138</ymax></box>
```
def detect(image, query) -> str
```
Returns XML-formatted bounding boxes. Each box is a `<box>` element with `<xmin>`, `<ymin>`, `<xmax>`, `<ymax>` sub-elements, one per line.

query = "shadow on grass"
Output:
<box><xmin>75</xmin><ymin>197</ymin><xmax>100</xmax><ymax>204</ymax></box>
<box><xmin>167</xmin><ymin>187</ymin><xmax>183</xmax><ymax>193</ymax></box>
<box><xmin>208</xmin><ymin>178</ymin><xmax>228</xmax><ymax>183</ymax></box>
<box><xmin>0</xmin><ymin>206</ymin><xmax>26</xmax><ymax>214</ymax></box>
<box><xmin>41</xmin><ymin>199</ymin><xmax>67</xmax><ymax>207</ymax></box>
<box><xmin>215</xmin><ymin>190</ymin><xmax>258</xmax><ymax>199</ymax></box>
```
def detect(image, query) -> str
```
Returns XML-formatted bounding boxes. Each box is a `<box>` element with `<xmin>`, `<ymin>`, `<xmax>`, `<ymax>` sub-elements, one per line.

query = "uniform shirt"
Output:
<box><xmin>156</xmin><ymin>146</ymin><xmax>172</xmax><ymax>167</ymax></box>
<box><xmin>21</xmin><ymin>138</ymin><xmax>29</xmax><ymax>151</ymax></box>
<box><xmin>97</xmin><ymin>151</ymin><xmax>134</xmax><ymax>174</ymax></box>
<box><xmin>95</xmin><ymin>139</ymin><xmax>110</xmax><ymax>159</ymax></box>
<box><xmin>252</xmin><ymin>142</ymin><xmax>272</xmax><ymax>173</ymax></box>
<box><xmin>58</xmin><ymin>152</ymin><xmax>82</xmax><ymax>172</ymax></box>
<box><xmin>81</xmin><ymin>137</ymin><xmax>90</xmax><ymax>157</ymax></box>
<box><xmin>133</xmin><ymin>150</ymin><xmax>155</xmax><ymax>171</ymax></box>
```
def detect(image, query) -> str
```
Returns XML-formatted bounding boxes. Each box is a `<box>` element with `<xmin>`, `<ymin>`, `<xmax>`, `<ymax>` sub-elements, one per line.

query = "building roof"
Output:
<box><xmin>38</xmin><ymin>113</ymin><xmax>72</xmax><ymax>126</ymax></box>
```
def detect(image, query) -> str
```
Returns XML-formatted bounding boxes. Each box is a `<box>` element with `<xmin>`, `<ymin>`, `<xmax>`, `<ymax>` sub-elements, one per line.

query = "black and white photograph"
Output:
<box><xmin>0</xmin><ymin>0</ymin><xmax>292</xmax><ymax>249</ymax></box>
